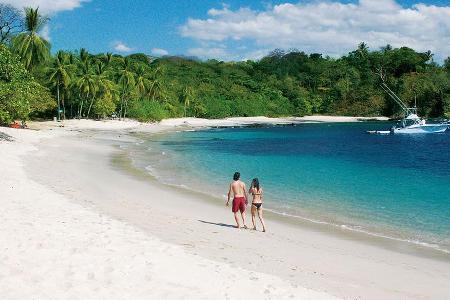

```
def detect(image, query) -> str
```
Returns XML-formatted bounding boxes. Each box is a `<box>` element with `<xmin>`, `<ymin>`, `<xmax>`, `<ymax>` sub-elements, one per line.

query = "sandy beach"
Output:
<box><xmin>1</xmin><ymin>116</ymin><xmax>449</xmax><ymax>299</ymax></box>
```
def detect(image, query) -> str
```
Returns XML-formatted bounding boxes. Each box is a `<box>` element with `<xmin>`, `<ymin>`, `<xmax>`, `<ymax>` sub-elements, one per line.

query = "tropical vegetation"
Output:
<box><xmin>1</xmin><ymin>5</ymin><xmax>449</xmax><ymax>125</ymax></box>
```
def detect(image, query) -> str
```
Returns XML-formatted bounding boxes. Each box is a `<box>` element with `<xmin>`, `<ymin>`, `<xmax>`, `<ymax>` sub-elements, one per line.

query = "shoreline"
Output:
<box><xmin>116</xmin><ymin>146</ymin><xmax>450</xmax><ymax>260</ymax></box>
<box><xmin>127</xmin><ymin>123</ymin><xmax>450</xmax><ymax>258</ymax></box>
<box><xmin>24</xmin><ymin>115</ymin><xmax>389</xmax><ymax>131</ymax></box>
<box><xmin>2</xmin><ymin>118</ymin><xmax>449</xmax><ymax>299</ymax></box>
<box><xmin>0</xmin><ymin>124</ymin><xmax>336</xmax><ymax>299</ymax></box>
<box><xmin>126</xmin><ymin>127</ymin><xmax>450</xmax><ymax>259</ymax></box>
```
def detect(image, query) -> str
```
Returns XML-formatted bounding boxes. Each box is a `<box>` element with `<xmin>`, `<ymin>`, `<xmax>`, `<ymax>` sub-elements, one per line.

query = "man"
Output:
<box><xmin>226</xmin><ymin>172</ymin><xmax>248</xmax><ymax>229</ymax></box>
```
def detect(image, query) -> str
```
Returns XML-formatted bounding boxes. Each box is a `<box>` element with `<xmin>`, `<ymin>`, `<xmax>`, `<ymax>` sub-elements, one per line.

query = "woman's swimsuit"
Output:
<box><xmin>252</xmin><ymin>202</ymin><xmax>262</xmax><ymax>209</ymax></box>
<box><xmin>252</xmin><ymin>188</ymin><xmax>263</xmax><ymax>209</ymax></box>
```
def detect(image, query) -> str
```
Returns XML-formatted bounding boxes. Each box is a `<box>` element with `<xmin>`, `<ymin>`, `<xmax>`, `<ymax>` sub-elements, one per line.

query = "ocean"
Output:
<box><xmin>128</xmin><ymin>122</ymin><xmax>450</xmax><ymax>253</ymax></box>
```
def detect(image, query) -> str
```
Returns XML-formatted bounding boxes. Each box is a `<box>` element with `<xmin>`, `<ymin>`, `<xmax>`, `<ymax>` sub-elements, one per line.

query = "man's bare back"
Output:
<box><xmin>226</xmin><ymin>172</ymin><xmax>248</xmax><ymax>229</ymax></box>
<box><xmin>230</xmin><ymin>180</ymin><xmax>246</xmax><ymax>197</ymax></box>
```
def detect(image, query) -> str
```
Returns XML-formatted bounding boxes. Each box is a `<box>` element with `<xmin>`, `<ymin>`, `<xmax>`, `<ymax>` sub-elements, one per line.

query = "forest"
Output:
<box><xmin>1</xmin><ymin>6</ymin><xmax>449</xmax><ymax>124</ymax></box>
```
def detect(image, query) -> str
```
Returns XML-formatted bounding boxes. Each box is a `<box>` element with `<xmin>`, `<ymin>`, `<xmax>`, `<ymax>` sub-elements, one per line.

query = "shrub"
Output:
<box><xmin>128</xmin><ymin>100</ymin><xmax>168</xmax><ymax>122</ymax></box>
<box><xmin>0</xmin><ymin>44</ymin><xmax>54</xmax><ymax>124</ymax></box>
<box><xmin>93</xmin><ymin>92</ymin><xmax>116</xmax><ymax>119</ymax></box>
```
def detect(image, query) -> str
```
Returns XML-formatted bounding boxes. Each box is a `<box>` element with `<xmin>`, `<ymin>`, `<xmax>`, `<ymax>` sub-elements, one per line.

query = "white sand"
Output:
<box><xmin>0</xmin><ymin>125</ymin><xmax>336</xmax><ymax>299</ymax></box>
<box><xmin>159</xmin><ymin>115</ymin><xmax>388</xmax><ymax>128</ymax></box>
<box><xmin>1</xmin><ymin>117</ymin><xmax>449</xmax><ymax>300</ymax></box>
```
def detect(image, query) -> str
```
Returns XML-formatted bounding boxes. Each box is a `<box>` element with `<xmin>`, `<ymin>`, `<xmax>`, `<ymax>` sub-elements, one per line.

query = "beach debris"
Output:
<box><xmin>0</xmin><ymin>132</ymin><xmax>14</xmax><ymax>141</ymax></box>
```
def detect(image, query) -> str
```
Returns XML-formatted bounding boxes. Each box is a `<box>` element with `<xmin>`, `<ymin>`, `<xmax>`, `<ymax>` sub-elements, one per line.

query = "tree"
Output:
<box><xmin>428</xmin><ymin>71</ymin><xmax>450</xmax><ymax>117</ymax></box>
<box><xmin>148</xmin><ymin>66</ymin><xmax>165</xmax><ymax>102</ymax></box>
<box><xmin>181</xmin><ymin>86</ymin><xmax>193</xmax><ymax>117</ymax></box>
<box><xmin>12</xmin><ymin>7</ymin><xmax>50</xmax><ymax>71</ymax></box>
<box><xmin>79</xmin><ymin>48</ymin><xmax>89</xmax><ymax>64</ymax></box>
<box><xmin>444</xmin><ymin>57</ymin><xmax>450</xmax><ymax>73</ymax></box>
<box><xmin>0</xmin><ymin>4</ymin><xmax>23</xmax><ymax>43</ymax></box>
<box><xmin>93</xmin><ymin>91</ymin><xmax>115</xmax><ymax>119</ymax></box>
<box><xmin>135</xmin><ymin>65</ymin><xmax>150</xmax><ymax>100</ymax></box>
<box><xmin>76</xmin><ymin>60</ymin><xmax>97</xmax><ymax>118</ymax></box>
<box><xmin>117</xmin><ymin>57</ymin><xmax>135</xmax><ymax>119</ymax></box>
<box><xmin>0</xmin><ymin>44</ymin><xmax>54</xmax><ymax>124</ymax></box>
<box><xmin>48</xmin><ymin>51</ymin><xmax>71</xmax><ymax>120</ymax></box>
<box><xmin>89</xmin><ymin>60</ymin><xmax>115</xmax><ymax>118</ymax></box>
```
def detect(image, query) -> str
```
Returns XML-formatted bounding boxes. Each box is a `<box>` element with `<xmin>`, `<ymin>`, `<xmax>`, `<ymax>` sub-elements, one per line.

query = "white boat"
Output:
<box><xmin>392</xmin><ymin>114</ymin><xmax>448</xmax><ymax>134</ymax></box>
<box><xmin>368</xmin><ymin>72</ymin><xmax>449</xmax><ymax>134</ymax></box>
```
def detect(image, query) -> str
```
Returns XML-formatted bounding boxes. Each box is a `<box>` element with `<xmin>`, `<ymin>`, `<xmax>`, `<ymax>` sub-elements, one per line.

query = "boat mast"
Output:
<box><xmin>376</xmin><ymin>68</ymin><xmax>417</xmax><ymax>117</ymax></box>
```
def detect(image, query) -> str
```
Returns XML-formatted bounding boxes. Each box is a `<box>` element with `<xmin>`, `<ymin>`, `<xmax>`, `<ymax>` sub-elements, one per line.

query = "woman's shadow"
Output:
<box><xmin>198</xmin><ymin>220</ymin><xmax>236</xmax><ymax>228</ymax></box>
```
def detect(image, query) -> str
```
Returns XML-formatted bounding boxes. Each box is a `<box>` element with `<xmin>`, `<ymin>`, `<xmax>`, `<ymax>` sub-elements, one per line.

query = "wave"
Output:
<box><xmin>263</xmin><ymin>208</ymin><xmax>450</xmax><ymax>254</ymax></box>
<box><xmin>127</xmin><ymin>127</ymin><xmax>450</xmax><ymax>256</ymax></box>
<box><xmin>141</xmin><ymin>160</ymin><xmax>450</xmax><ymax>255</ymax></box>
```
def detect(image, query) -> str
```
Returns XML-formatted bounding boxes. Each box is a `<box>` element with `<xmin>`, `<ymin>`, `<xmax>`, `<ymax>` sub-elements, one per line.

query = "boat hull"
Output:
<box><xmin>394</xmin><ymin>124</ymin><xmax>448</xmax><ymax>134</ymax></box>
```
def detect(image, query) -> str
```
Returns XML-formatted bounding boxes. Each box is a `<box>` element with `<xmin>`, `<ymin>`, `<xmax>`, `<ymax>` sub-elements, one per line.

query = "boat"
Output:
<box><xmin>368</xmin><ymin>72</ymin><xmax>448</xmax><ymax>134</ymax></box>
<box><xmin>390</xmin><ymin>114</ymin><xmax>448</xmax><ymax>134</ymax></box>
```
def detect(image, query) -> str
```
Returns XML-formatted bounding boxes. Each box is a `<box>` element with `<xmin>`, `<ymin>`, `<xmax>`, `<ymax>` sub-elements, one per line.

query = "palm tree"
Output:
<box><xmin>48</xmin><ymin>51</ymin><xmax>71</xmax><ymax>120</ymax></box>
<box><xmin>87</xmin><ymin>60</ymin><xmax>114</xmax><ymax>118</ymax></box>
<box><xmin>103</xmin><ymin>52</ymin><xmax>113</xmax><ymax>68</ymax></box>
<box><xmin>148</xmin><ymin>66</ymin><xmax>165</xmax><ymax>102</ymax></box>
<box><xmin>181</xmin><ymin>86</ymin><xmax>192</xmax><ymax>117</ymax></box>
<box><xmin>12</xmin><ymin>7</ymin><xmax>50</xmax><ymax>71</ymax></box>
<box><xmin>148</xmin><ymin>79</ymin><xmax>165</xmax><ymax>102</ymax></box>
<box><xmin>79</xmin><ymin>48</ymin><xmax>89</xmax><ymax>64</ymax></box>
<box><xmin>135</xmin><ymin>65</ymin><xmax>150</xmax><ymax>101</ymax></box>
<box><xmin>117</xmin><ymin>57</ymin><xmax>135</xmax><ymax>119</ymax></box>
<box><xmin>76</xmin><ymin>60</ymin><xmax>97</xmax><ymax>119</ymax></box>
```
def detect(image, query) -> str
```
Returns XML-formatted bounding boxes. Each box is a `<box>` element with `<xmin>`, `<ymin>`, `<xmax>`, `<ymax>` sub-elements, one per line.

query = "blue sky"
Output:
<box><xmin>5</xmin><ymin>0</ymin><xmax>450</xmax><ymax>61</ymax></box>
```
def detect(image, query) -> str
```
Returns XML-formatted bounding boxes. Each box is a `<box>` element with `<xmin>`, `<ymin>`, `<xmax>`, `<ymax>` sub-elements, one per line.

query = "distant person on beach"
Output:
<box><xmin>249</xmin><ymin>178</ymin><xmax>266</xmax><ymax>232</ymax></box>
<box><xmin>226</xmin><ymin>172</ymin><xmax>248</xmax><ymax>229</ymax></box>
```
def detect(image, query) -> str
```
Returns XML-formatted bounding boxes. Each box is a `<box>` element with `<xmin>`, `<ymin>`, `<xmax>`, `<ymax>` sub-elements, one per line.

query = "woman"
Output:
<box><xmin>249</xmin><ymin>178</ymin><xmax>266</xmax><ymax>232</ymax></box>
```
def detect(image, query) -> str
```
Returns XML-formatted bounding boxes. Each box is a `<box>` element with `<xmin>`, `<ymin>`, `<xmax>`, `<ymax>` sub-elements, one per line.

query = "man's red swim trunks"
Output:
<box><xmin>232</xmin><ymin>197</ymin><xmax>246</xmax><ymax>213</ymax></box>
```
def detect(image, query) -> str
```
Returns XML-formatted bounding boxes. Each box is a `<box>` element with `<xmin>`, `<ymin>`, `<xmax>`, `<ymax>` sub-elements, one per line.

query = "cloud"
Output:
<box><xmin>3</xmin><ymin>0</ymin><xmax>89</xmax><ymax>41</ymax></box>
<box><xmin>151</xmin><ymin>48</ymin><xmax>169</xmax><ymax>56</ymax></box>
<box><xmin>187</xmin><ymin>47</ymin><xmax>229</xmax><ymax>59</ymax></box>
<box><xmin>3</xmin><ymin>0</ymin><xmax>89</xmax><ymax>14</ymax></box>
<box><xmin>39</xmin><ymin>24</ymin><xmax>51</xmax><ymax>41</ymax></box>
<box><xmin>181</xmin><ymin>0</ymin><xmax>450</xmax><ymax>61</ymax></box>
<box><xmin>113</xmin><ymin>41</ymin><xmax>133</xmax><ymax>53</ymax></box>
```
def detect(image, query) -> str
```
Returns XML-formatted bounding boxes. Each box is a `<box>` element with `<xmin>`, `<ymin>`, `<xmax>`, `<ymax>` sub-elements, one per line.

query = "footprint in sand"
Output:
<box><xmin>65</xmin><ymin>269</ymin><xmax>75</xmax><ymax>278</ymax></box>
<box><xmin>64</xmin><ymin>281</ymin><xmax>73</xmax><ymax>291</ymax></box>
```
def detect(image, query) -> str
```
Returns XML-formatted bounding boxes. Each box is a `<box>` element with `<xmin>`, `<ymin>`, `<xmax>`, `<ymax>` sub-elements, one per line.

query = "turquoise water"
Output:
<box><xmin>130</xmin><ymin>123</ymin><xmax>450</xmax><ymax>253</ymax></box>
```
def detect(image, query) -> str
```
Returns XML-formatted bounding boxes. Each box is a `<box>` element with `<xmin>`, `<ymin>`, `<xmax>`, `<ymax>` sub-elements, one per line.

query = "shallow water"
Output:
<box><xmin>129</xmin><ymin>122</ymin><xmax>450</xmax><ymax>253</ymax></box>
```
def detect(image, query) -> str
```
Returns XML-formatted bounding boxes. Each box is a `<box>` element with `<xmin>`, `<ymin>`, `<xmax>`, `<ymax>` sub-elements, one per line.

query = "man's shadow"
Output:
<box><xmin>198</xmin><ymin>220</ymin><xmax>236</xmax><ymax>228</ymax></box>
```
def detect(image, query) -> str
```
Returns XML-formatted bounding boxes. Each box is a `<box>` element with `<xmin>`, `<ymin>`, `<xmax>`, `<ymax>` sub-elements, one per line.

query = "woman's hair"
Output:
<box><xmin>251</xmin><ymin>178</ymin><xmax>260</xmax><ymax>191</ymax></box>
<box><xmin>233</xmin><ymin>172</ymin><xmax>240</xmax><ymax>181</ymax></box>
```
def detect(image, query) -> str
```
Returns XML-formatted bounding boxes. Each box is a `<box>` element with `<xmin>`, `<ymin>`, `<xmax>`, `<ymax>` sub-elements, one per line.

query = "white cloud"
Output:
<box><xmin>113</xmin><ymin>41</ymin><xmax>133</xmax><ymax>53</ymax></box>
<box><xmin>187</xmin><ymin>47</ymin><xmax>229</xmax><ymax>59</ymax></box>
<box><xmin>151</xmin><ymin>48</ymin><xmax>169</xmax><ymax>56</ymax></box>
<box><xmin>39</xmin><ymin>24</ymin><xmax>50</xmax><ymax>41</ymax></box>
<box><xmin>3</xmin><ymin>0</ymin><xmax>89</xmax><ymax>41</ymax></box>
<box><xmin>242</xmin><ymin>48</ymin><xmax>271</xmax><ymax>61</ymax></box>
<box><xmin>181</xmin><ymin>0</ymin><xmax>450</xmax><ymax>60</ymax></box>
<box><xmin>3</xmin><ymin>0</ymin><xmax>89</xmax><ymax>14</ymax></box>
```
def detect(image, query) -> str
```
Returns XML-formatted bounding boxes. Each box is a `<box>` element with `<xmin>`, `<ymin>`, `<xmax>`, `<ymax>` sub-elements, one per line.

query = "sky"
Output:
<box><xmin>3</xmin><ymin>0</ymin><xmax>450</xmax><ymax>61</ymax></box>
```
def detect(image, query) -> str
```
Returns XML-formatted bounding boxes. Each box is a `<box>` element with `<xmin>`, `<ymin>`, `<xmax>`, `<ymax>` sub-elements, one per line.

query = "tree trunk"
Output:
<box><xmin>61</xmin><ymin>94</ymin><xmax>66</xmax><ymax>120</ymax></box>
<box><xmin>87</xmin><ymin>97</ymin><xmax>95</xmax><ymax>119</ymax></box>
<box><xmin>57</xmin><ymin>84</ymin><xmax>61</xmax><ymax>121</ymax></box>
<box><xmin>78</xmin><ymin>99</ymin><xmax>84</xmax><ymax>119</ymax></box>
<box><xmin>119</xmin><ymin>92</ymin><xmax>125</xmax><ymax>120</ymax></box>
<box><xmin>123</xmin><ymin>98</ymin><xmax>128</xmax><ymax>119</ymax></box>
